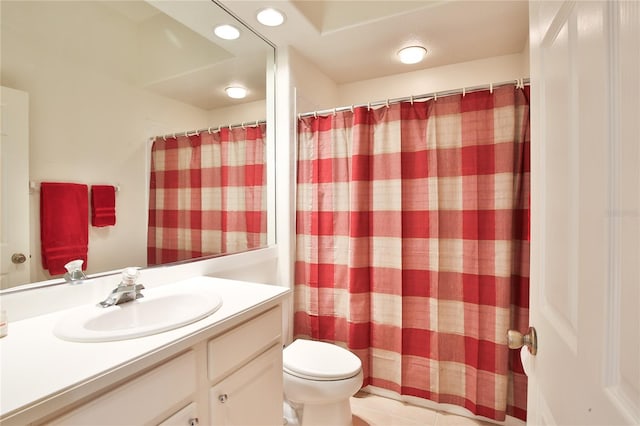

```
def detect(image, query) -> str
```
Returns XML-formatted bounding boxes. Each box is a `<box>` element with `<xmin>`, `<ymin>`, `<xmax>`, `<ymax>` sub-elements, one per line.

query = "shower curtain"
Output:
<box><xmin>147</xmin><ymin>124</ymin><xmax>266</xmax><ymax>265</ymax></box>
<box><xmin>294</xmin><ymin>86</ymin><xmax>530</xmax><ymax>421</ymax></box>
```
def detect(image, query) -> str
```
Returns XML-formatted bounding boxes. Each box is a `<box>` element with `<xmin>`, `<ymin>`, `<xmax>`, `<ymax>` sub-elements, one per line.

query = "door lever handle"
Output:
<box><xmin>508</xmin><ymin>326</ymin><xmax>538</xmax><ymax>355</ymax></box>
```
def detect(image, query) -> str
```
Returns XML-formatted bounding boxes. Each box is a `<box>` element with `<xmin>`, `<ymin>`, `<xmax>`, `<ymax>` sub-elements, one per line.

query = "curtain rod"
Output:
<box><xmin>151</xmin><ymin>119</ymin><xmax>266</xmax><ymax>141</ymax></box>
<box><xmin>298</xmin><ymin>78</ymin><xmax>530</xmax><ymax>119</ymax></box>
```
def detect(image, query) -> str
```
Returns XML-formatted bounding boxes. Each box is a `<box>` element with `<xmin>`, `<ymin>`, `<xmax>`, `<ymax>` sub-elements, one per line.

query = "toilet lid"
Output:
<box><xmin>283</xmin><ymin>339</ymin><xmax>362</xmax><ymax>380</ymax></box>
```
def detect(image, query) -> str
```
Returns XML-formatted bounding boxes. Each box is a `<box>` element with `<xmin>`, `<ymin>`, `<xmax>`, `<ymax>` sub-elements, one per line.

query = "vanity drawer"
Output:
<box><xmin>46</xmin><ymin>351</ymin><xmax>197</xmax><ymax>425</ymax></box>
<box><xmin>207</xmin><ymin>306</ymin><xmax>281</xmax><ymax>383</ymax></box>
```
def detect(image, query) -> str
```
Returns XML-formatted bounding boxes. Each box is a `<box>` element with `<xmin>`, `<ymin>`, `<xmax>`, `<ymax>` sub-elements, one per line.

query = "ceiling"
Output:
<box><xmin>99</xmin><ymin>0</ymin><xmax>272</xmax><ymax>110</ymax></box>
<box><xmin>220</xmin><ymin>0</ymin><xmax>529</xmax><ymax>84</ymax></box>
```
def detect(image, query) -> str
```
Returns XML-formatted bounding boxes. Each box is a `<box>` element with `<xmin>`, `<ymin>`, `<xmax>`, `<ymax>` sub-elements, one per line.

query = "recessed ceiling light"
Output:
<box><xmin>256</xmin><ymin>8</ymin><xmax>285</xmax><ymax>27</ymax></box>
<box><xmin>225</xmin><ymin>86</ymin><xmax>247</xmax><ymax>99</ymax></box>
<box><xmin>397</xmin><ymin>46</ymin><xmax>427</xmax><ymax>64</ymax></box>
<box><xmin>214</xmin><ymin>24</ymin><xmax>240</xmax><ymax>40</ymax></box>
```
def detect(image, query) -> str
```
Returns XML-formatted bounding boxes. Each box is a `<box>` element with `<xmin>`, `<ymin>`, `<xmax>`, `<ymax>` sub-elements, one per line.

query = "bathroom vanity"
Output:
<box><xmin>0</xmin><ymin>276</ymin><xmax>290</xmax><ymax>425</ymax></box>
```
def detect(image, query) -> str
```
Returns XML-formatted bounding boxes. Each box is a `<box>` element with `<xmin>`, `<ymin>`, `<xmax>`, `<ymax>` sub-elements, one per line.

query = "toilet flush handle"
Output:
<box><xmin>218</xmin><ymin>393</ymin><xmax>229</xmax><ymax>403</ymax></box>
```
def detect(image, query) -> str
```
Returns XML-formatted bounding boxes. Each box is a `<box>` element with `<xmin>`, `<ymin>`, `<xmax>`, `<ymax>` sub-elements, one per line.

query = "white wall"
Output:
<box><xmin>208</xmin><ymin>100</ymin><xmax>266</xmax><ymax>128</ymax></box>
<box><xmin>337</xmin><ymin>52</ymin><xmax>528</xmax><ymax>106</ymax></box>
<box><xmin>292</xmin><ymin>51</ymin><xmax>529</xmax><ymax>114</ymax></box>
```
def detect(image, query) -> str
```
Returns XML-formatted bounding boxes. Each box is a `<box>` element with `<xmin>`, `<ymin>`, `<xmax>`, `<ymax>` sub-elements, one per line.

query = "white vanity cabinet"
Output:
<box><xmin>30</xmin><ymin>305</ymin><xmax>283</xmax><ymax>426</ymax></box>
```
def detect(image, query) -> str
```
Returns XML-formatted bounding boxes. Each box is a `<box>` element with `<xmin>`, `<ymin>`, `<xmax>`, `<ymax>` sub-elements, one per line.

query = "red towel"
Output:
<box><xmin>40</xmin><ymin>182</ymin><xmax>88</xmax><ymax>275</ymax></box>
<box><xmin>91</xmin><ymin>185</ymin><xmax>116</xmax><ymax>227</ymax></box>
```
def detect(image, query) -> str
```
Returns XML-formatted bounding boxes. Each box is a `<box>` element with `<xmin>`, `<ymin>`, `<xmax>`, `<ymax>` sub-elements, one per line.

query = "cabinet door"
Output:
<box><xmin>209</xmin><ymin>344</ymin><xmax>282</xmax><ymax>426</ymax></box>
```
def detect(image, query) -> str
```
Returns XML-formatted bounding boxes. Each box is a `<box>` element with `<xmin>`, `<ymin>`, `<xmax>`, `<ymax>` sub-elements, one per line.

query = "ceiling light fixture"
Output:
<box><xmin>397</xmin><ymin>46</ymin><xmax>427</xmax><ymax>64</ymax></box>
<box><xmin>214</xmin><ymin>24</ymin><xmax>240</xmax><ymax>40</ymax></box>
<box><xmin>256</xmin><ymin>8</ymin><xmax>285</xmax><ymax>27</ymax></box>
<box><xmin>225</xmin><ymin>86</ymin><xmax>247</xmax><ymax>99</ymax></box>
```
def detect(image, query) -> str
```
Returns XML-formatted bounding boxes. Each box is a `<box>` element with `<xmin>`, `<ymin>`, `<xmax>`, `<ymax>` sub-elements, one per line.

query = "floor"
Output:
<box><xmin>350</xmin><ymin>392</ymin><xmax>496</xmax><ymax>426</ymax></box>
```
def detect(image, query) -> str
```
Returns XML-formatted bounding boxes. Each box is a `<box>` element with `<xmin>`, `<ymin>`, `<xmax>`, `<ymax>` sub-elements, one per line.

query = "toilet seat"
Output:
<box><xmin>283</xmin><ymin>339</ymin><xmax>362</xmax><ymax>381</ymax></box>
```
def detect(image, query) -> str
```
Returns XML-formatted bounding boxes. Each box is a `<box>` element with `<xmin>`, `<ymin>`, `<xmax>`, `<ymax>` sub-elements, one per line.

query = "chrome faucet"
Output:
<box><xmin>64</xmin><ymin>259</ymin><xmax>87</xmax><ymax>283</ymax></box>
<box><xmin>99</xmin><ymin>267</ymin><xmax>145</xmax><ymax>308</ymax></box>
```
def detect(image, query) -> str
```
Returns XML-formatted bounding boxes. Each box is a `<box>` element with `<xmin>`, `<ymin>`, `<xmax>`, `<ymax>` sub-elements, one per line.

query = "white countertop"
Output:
<box><xmin>0</xmin><ymin>276</ymin><xmax>289</xmax><ymax>423</ymax></box>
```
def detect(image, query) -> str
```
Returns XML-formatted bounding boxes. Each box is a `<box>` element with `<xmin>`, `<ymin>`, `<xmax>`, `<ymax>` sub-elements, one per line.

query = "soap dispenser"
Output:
<box><xmin>64</xmin><ymin>259</ymin><xmax>87</xmax><ymax>283</ymax></box>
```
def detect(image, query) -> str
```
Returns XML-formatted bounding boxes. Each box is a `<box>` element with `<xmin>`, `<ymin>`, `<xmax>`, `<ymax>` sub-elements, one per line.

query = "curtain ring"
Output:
<box><xmin>434</xmin><ymin>93</ymin><xmax>437</xmax><ymax>101</ymax></box>
<box><xmin>162</xmin><ymin>136</ymin><xmax>166</xmax><ymax>141</ymax></box>
<box><xmin>462</xmin><ymin>87</ymin><xmax>466</xmax><ymax>97</ymax></box>
<box><xmin>172</xmin><ymin>133</ymin><xmax>176</xmax><ymax>139</ymax></box>
<box><xmin>241</xmin><ymin>122</ymin><xmax>246</xmax><ymax>129</ymax></box>
<box><xmin>350</xmin><ymin>105</ymin><xmax>354</xmax><ymax>113</ymax></box>
<box><xmin>207</xmin><ymin>127</ymin><xmax>212</xmax><ymax>134</ymax></box>
<box><xmin>490</xmin><ymin>83</ymin><xmax>493</xmax><ymax>93</ymax></box>
<box><xmin>367</xmin><ymin>102</ymin><xmax>371</xmax><ymax>110</ymax></box>
<box><xmin>256</xmin><ymin>120</ymin><xmax>260</xmax><ymax>127</ymax></box>
<box><xmin>333</xmin><ymin>108</ymin><xmax>337</xmax><ymax>116</ymax></box>
<box><xmin>228</xmin><ymin>125</ymin><xmax>232</xmax><ymax>130</ymax></box>
<box><xmin>385</xmin><ymin>99</ymin><xmax>390</xmax><ymax>108</ymax></box>
<box><xmin>410</xmin><ymin>95</ymin><xmax>414</xmax><ymax>105</ymax></box>
<box><xmin>313</xmin><ymin>111</ymin><xmax>318</xmax><ymax>119</ymax></box>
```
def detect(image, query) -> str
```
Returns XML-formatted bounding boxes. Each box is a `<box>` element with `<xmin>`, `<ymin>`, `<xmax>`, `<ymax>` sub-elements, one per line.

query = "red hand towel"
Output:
<box><xmin>91</xmin><ymin>185</ymin><xmax>116</xmax><ymax>227</ymax></box>
<box><xmin>40</xmin><ymin>182</ymin><xmax>88</xmax><ymax>275</ymax></box>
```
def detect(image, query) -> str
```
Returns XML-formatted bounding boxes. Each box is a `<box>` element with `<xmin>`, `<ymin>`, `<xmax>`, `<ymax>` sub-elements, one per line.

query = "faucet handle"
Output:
<box><xmin>64</xmin><ymin>259</ymin><xmax>87</xmax><ymax>283</ymax></box>
<box><xmin>121</xmin><ymin>267</ymin><xmax>140</xmax><ymax>284</ymax></box>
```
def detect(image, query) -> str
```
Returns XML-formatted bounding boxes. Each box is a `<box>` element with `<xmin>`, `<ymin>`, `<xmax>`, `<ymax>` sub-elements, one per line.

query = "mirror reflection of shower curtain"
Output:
<box><xmin>147</xmin><ymin>124</ymin><xmax>266</xmax><ymax>265</ymax></box>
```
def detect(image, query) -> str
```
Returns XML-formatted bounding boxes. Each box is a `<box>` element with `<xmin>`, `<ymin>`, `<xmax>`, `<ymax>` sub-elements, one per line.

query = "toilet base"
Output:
<box><xmin>299</xmin><ymin>399</ymin><xmax>353</xmax><ymax>426</ymax></box>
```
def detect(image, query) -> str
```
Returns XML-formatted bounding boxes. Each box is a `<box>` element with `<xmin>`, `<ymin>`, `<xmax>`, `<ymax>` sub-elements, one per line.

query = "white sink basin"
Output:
<box><xmin>53</xmin><ymin>283</ymin><xmax>222</xmax><ymax>342</ymax></box>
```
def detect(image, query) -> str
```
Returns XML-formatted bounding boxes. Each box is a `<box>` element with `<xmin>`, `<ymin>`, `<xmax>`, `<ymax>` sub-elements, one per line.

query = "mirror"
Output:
<box><xmin>0</xmin><ymin>0</ymin><xmax>275</xmax><ymax>289</ymax></box>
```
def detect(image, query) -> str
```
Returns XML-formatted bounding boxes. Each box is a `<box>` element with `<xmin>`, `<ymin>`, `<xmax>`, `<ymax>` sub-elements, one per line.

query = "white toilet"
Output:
<box><xmin>283</xmin><ymin>339</ymin><xmax>363</xmax><ymax>426</ymax></box>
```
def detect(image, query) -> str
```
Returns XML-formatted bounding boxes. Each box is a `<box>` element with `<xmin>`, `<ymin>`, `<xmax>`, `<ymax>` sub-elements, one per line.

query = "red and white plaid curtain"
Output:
<box><xmin>148</xmin><ymin>124</ymin><xmax>266</xmax><ymax>265</ymax></box>
<box><xmin>295</xmin><ymin>86</ymin><xmax>530</xmax><ymax>421</ymax></box>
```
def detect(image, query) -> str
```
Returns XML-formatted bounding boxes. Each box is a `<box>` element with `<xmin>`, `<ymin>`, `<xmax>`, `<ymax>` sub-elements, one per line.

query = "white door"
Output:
<box><xmin>0</xmin><ymin>86</ymin><xmax>31</xmax><ymax>289</ymax></box>
<box><xmin>528</xmin><ymin>1</ymin><xmax>639</xmax><ymax>424</ymax></box>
